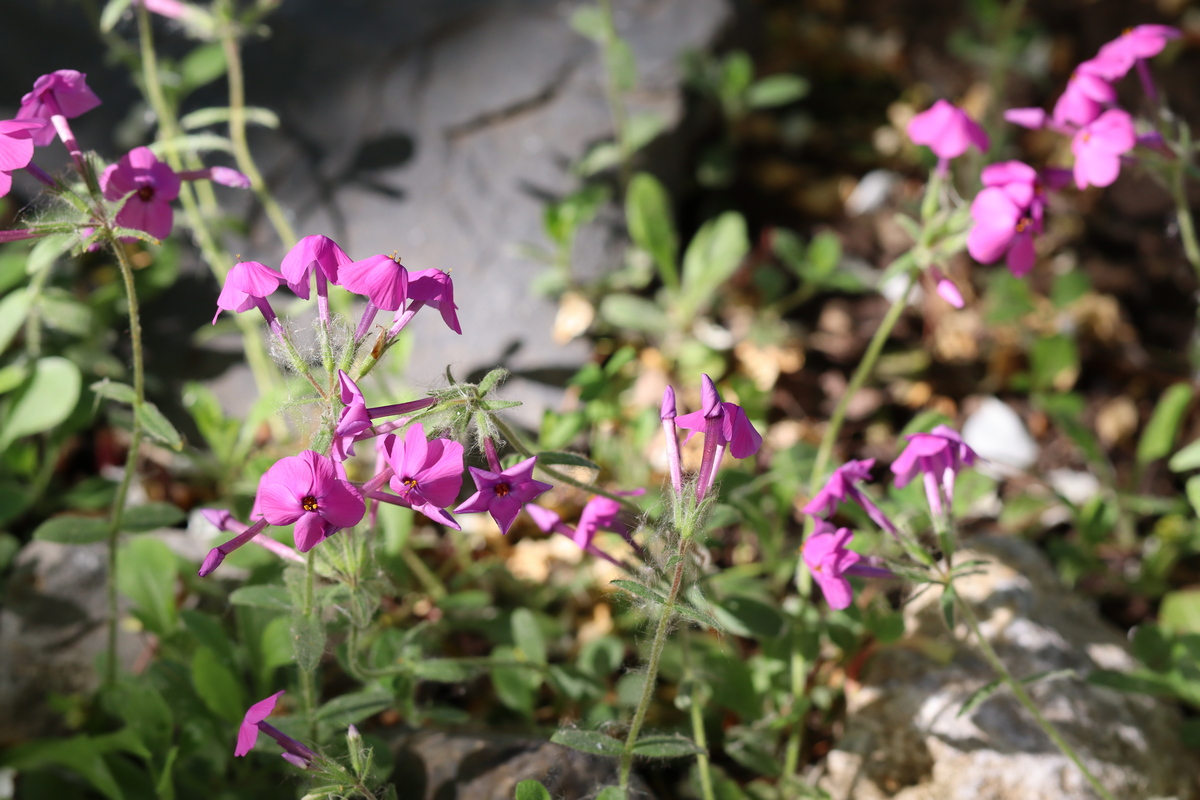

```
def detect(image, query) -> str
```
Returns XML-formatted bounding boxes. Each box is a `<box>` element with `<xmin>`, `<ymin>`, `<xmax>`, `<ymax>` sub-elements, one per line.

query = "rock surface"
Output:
<box><xmin>0</xmin><ymin>541</ymin><xmax>142</xmax><ymax>745</ymax></box>
<box><xmin>821</xmin><ymin>536</ymin><xmax>1199</xmax><ymax>800</ymax></box>
<box><xmin>391</xmin><ymin>728</ymin><xmax>655</xmax><ymax>800</ymax></box>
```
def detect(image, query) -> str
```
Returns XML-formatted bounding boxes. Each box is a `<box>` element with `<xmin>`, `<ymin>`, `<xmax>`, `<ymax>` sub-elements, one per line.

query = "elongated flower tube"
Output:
<box><xmin>236</xmin><ymin>691</ymin><xmax>318</xmax><ymax>768</ymax></box>
<box><xmin>660</xmin><ymin>386</ymin><xmax>683</xmax><ymax>497</ymax></box>
<box><xmin>198</xmin><ymin>509</ymin><xmax>303</xmax><ymax>576</ymax></box>
<box><xmin>526</xmin><ymin>501</ymin><xmax>625</xmax><ymax>567</ymax></box>
<box><xmin>675</xmin><ymin>375</ymin><xmax>763</xmax><ymax>500</ymax></box>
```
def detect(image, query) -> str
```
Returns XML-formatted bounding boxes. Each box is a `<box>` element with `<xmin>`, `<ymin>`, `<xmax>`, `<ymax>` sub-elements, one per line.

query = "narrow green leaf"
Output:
<box><xmin>512</xmin><ymin>608</ymin><xmax>548</xmax><ymax>666</ymax></box>
<box><xmin>631</xmin><ymin>734</ymin><xmax>705</xmax><ymax>758</ymax></box>
<box><xmin>1138</xmin><ymin>383</ymin><xmax>1194</xmax><ymax>466</ymax></box>
<box><xmin>1170</xmin><ymin>439</ymin><xmax>1200</xmax><ymax>473</ymax></box>
<box><xmin>316</xmin><ymin>689</ymin><xmax>393</xmax><ymax>726</ymax></box>
<box><xmin>569</xmin><ymin>6</ymin><xmax>608</xmax><ymax>41</ymax></box>
<box><xmin>598</xmin><ymin>293</ymin><xmax>671</xmax><ymax>334</ymax></box>
<box><xmin>410</xmin><ymin>658</ymin><xmax>480</xmax><ymax>683</ymax></box>
<box><xmin>190</xmin><ymin>646</ymin><xmax>244</xmax><ymax>722</ymax></box>
<box><xmin>180</xmin><ymin>105</ymin><xmax>280</xmax><ymax>130</ymax></box>
<box><xmin>957</xmin><ymin>678</ymin><xmax>1002</xmax><ymax>717</ymax></box>
<box><xmin>3</xmin><ymin>736</ymin><xmax>126</xmax><ymax>800</ymax></box>
<box><xmin>33</xmin><ymin>516</ymin><xmax>110</xmax><ymax>544</ymax></box>
<box><xmin>229</xmin><ymin>585</ymin><xmax>292</xmax><ymax>610</ymax></box>
<box><xmin>1159</xmin><ymin>590</ymin><xmax>1200</xmax><ymax>634</ymax></box>
<box><xmin>611</xmin><ymin>579</ymin><xmax>669</xmax><ymax>607</ymax></box>
<box><xmin>535</xmin><ymin>450</ymin><xmax>600</xmax><ymax>471</ymax></box>
<box><xmin>121</xmin><ymin>502</ymin><xmax>185</xmax><ymax>532</ymax></box>
<box><xmin>0</xmin><ymin>288</ymin><xmax>31</xmax><ymax>354</ymax></box>
<box><xmin>179</xmin><ymin>43</ymin><xmax>227</xmax><ymax>91</ymax></box>
<box><xmin>147</xmin><ymin>133</ymin><xmax>233</xmax><ymax>158</ymax></box>
<box><xmin>745</xmin><ymin>74</ymin><xmax>810</xmax><ymax>108</ymax></box>
<box><xmin>91</xmin><ymin>379</ymin><xmax>137</xmax><ymax>406</ymax></box>
<box><xmin>714</xmin><ymin>595</ymin><xmax>786</xmax><ymax>639</ymax></box>
<box><xmin>550</xmin><ymin>729</ymin><xmax>624</xmax><ymax>758</ymax></box>
<box><xmin>672</xmin><ymin>600</ymin><xmax>723</xmax><ymax>630</ymax></box>
<box><xmin>940</xmin><ymin>584</ymin><xmax>956</xmax><ymax>632</ymax></box>
<box><xmin>100</xmin><ymin>0</ymin><xmax>133</xmax><ymax>31</ymax></box>
<box><xmin>1186</xmin><ymin>475</ymin><xmax>1200</xmax><ymax>518</ymax></box>
<box><xmin>679</xmin><ymin>212</ymin><xmax>749</xmax><ymax>321</ymax></box>
<box><xmin>0</xmin><ymin>363</ymin><xmax>29</xmax><ymax>396</ymax></box>
<box><xmin>137</xmin><ymin>401</ymin><xmax>184</xmax><ymax>450</ymax></box>
<box><xmin>626</xmin><ymin>172</ymin><xmax>679</xmax><ymax>289</ymax></box>
<box><xmin>26</xmin><ymin>233</ymin><xmax>73</xmax><ymax>276</ymax></box>
<box><xmin>117</xmin><ymin>537</ymin><xmax>178</xmax><ymax>635</ymax></box>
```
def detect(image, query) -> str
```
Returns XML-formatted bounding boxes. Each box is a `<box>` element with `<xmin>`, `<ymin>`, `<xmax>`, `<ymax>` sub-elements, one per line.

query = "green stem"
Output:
<box><xmin>684</xmin><ymin>634</ymin><xmax>715</xmax><ymax>800</ymax></box>
<box><xmin>399</xmin><ymin>544</ymin><xmax>448</xmax><ymax>599</ymax></box>
<box><xmin>597</xmin><ymin>0</ymin><xmax>632</xmax><ymax>190</ymax></box>
<box><xmin>301</xmin><ymin>549</ymin><xmax>318</xmax><ymax>740</ymax></box>
<box><xmin>1171</xmin><ymin>123</ymin><xmax>1200</xmax><ymax>274</ymax></box>
<box><xmin>781</xmin><ymin>643</ymin><xmax>809</xmax><ymax>778</ymax></box>
<box><xmin>135</xmin><ymin>5</ymin><xmax>285</xmax><ymax>438</ymax></box>
<box><xmin>810</xmin><ymin>271</ymin><xmax>915</xmax><ymax>491</ymax></box>
<box><xmin>216</xmin><ymin>6</ymin><xmax>298</xmax><ymax>248</ymax></box>
<box><xmin>953</xmin><ymin>587</ymin><xmax>1116</xmax><ymax>800</ymax></box>
<box><xmin>104</xmin><ymin>243</ymin><xmax>149</xmax><ymax>687</ymax></box>
<box><xmin>618</xmin><ymin>539</ymin><xmax>691</xmax><ymax>796</ymax></box>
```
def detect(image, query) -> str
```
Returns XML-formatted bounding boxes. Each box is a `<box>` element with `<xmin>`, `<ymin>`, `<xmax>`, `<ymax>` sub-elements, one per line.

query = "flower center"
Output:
<box><xmin>137</xmin><ymin>185</ymin><xmax>155</xmax><ymax>202</ymax></box>
<box><xmin>493</xmin><ymin>482</ymin><xmax>511</xmax><ymax>497</ymax></box>
<box><xmin>301</xmin><ymin>495</ymin><xmax>320</xmax><ymax>512</ymax></box>
<box><xmin>1016</xmin><ymin>217</ymin><xmax>1032</xmax><ymax>233</ymax></box>
<box><xmin>1081</xmin><ymin>131</ymin><xmax>1091</xmax><ymax>143</ymax></box>
<box><xmin>1122</xmin><ymin>27</ymin><xmax>1133</xmax><ymax>36</ymax></box>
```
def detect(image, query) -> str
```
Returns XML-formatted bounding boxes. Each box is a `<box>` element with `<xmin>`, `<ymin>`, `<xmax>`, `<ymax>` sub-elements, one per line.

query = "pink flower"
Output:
<box><xmin>405</xmin><ymin>268</ymin><xmax>462</xmax><ymax>334</ymax></box>
<box><xmin>341</xmin><ymin>253</ymin><xmax>409</xmax><ymax>311</ymax></box>
<box><xmin>213</xmin><ymin>260</ymin><xmax>283</xmax><ymax>323</ymax></box>
<box><xmin>0</xmin><ymin>120</ymin><xmax>45</xmax><ymax>198</ymax></box>
<box><xmin>968</xmin><ymin>187</ymin><xmax>1038</xmax><ymax>277</ymax></box>
<box><xmin>333</xmin><ymin>370</ymin><xmax>371</xmax><ymax>461</ymax></box>
<box><xmin>805</xmin><ymin>459</ymin><xmax>898</xmax><ymax>537</ymax></box>
<box><xmin>377</xmin><ymin>424</ymin><xmax>465</xmax><ymax>528</ymax></box>
<box><xmin>255</xmin><ymin>450</ymin><xmax>366</xmax><ymax>552</ymax></box>
<box><xmin>455</xmin><ymin>456</ymin><xmax>553</xmax><ymax>535</ymax></box>
<box><xmin>1093</xmin><ymin>25</ymin><xmax>1181</xmax><ymax>80</ymax></box>
<box><xmin>1071</xmin><ymin>108</ymin><xmax>1135</xmax><ymax>189</ymax></box>
<box><xmin>101</xmin><ymin>147</ymin><xmax>181</xmax><ymax>239</ymax></box>
<box><xmin>906</xmin><ymin>100</ymin><xmax>989</xmax><ymax>159</ymax></box>
<box><xmin>281</xmin><ymin>234</ymin><xmax>352</xmax><ymax>299</ymax></box>
<box><xmin>16</xmin><ymin>70</ymin><xmax>101</xmax><ymax>146</ymax></box>
<box><xmin>675</xmin><ymin>383</ymin><xmax>763</xmax><ymax>459</ymax></box>
<box><xmin>137</xmin><ymin>0</ymin><xmax>193</xmax><ymax>20</ymax></box>
<box><xmin>1003</xmin><ymin>107</ymin><xmax>1048</xmax><ymax>130</ymax></box>
<box><xmin>236</xmin><ymin>691</ymin><xmax>317</xmax><ymax>768</ymax></box>
<box><xmin>526</xmin><ymin>493</ymin><xmax>639</xmax><ymax>567</ymax></box>
<box><xmin>1051</xmin><ymin>62</ymin><xmax>1116</xmax><ymax>127</ymax></box>
<box><xmin>891</xmin><ymin>425</ymin><xmax>978</xmax><ymax>517</ymax></box>
<box><xmin>802</xmin><ymin>521</ymin><xmax>896</xmax><ymax>610</ymax></box>
<box><xmin>197</xmin><ymin>509</ymin><xmax>303</xmax><ymax>576</ymax></box>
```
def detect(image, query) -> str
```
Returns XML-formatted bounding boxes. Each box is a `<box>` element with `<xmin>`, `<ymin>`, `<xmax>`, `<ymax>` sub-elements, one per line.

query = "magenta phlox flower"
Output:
<box><xmin>967</xmin><ymin>186</ymin><xmax>1039</xmax><ymax>277</ymax></box>
<box><xmin>198</xmin><ymin>509</ymin><xmax>303</xmax><ymax>575</ymax></box>
<box><xmin>1051</xmin><ymin>61</ymin><xmax>1116</xmax><ymax>127</ymax></box>
<box><xmin>177</xmin><ymin>165</ymin><xmax>251</xmax><ymax>188</ymax></box>
<box><xmin>333</xmin><ymin>370</ymin><xmax>371</xmax><ymax>461</ymax></box>
<box><xmin>1071</xmin><ymin>108</ymin><xmax>1135</xmax><ymax>190</ymax></box>
<box><xmin>377</xmin><ymin>424</ymin><xmax>465</xmax><ymax>528</ymax></box>
<box><xmin>341</xmin><ymin>253</ymin><xmax>409</xmax><ymax>311</ymax></box>
<box><xmin>803</xmin><ymin>521</ymin><xmax>893</xmax><ymax>610</ymax></box>
<box><xmin>455</xmin><ymin>456</ymin><xmax>552</xmax><ymax>535</ymax></box>
<box><xmin>906</xmin><ymin>100</ymin><xmax>989</xmax><ymax>159</ymax></box>
<box><xmin>281</xmin><ymin>234</ymin><xmax>352</xmax><ymax>299</ymax></box>
<box><xmin>891</xmin><ymin>424</ymin><xmax>978</xmax><ymax>517</ymax></box>
<box><xmin>236</xmin><ymin>690</ymin><xmax>317</xmax><ymax>768</ymax></box>
<box><xmin>1003</xmin><ymin>107</ymin><xmax>1048</xmax><ymax>130</ymax></box>
<box><xmin>1093</xmin><ymin>25</ymin><xmax>1181</xmax><ymax>80</ymax></box>
<box><xmin>675</xmin><ymin>399</ymin><xmax>763</xmax><ymax>459</ymax></box>
<box><xmin>405</xmin><ymin>268</ymin><xmax>462</xmax><ymax>334</ymax></box>
<box><xmin>577</xmin><ymin>490</ymin><xmax>643</xmax><ymax>543</ymax></box>
<box><xmin>255</xmin><ymin>450</ymin><xmax>365</xmax><ymax>552</ymax></box>
<box><xmin>527</xmin><ymin>500</ymin><xmax>626</xmax><ymax>566</ymax></box>
<box><xmin>101</xmin><ymin>147</ymin><xmax>181</xmax><ymax>239</ymax></box>
<box><xmin>0</xmin><ymin>120</ymin><xmax>45</xmax><ymax>198</ymax></box>
<box><xmin>16</xmin><ymin>70</ymin><xmax>101</xmax><ymax>146</ymax></box>
<box><xmin>804</xmin><ymin>459</ymin><xmax>898</xmax><ymax>538</ymax></box>
<box><xmin>212</xmin><ymin>260</ymin><xmax>283</xmax><ymax>322</ymax></box>
<box><xmin>137</xmin><ymin>0</ymin><xmax>194</xmax><ymax>21</ymax></box>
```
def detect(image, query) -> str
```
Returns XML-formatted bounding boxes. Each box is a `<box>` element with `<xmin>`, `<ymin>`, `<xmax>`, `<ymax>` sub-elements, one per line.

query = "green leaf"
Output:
<box><xmin>138</xmin><ymin>401</ymin><xmax>184</xmax><ymax>450</ymax></box>
<box><xmin>0</xmin><ymin>356</ymin><xmax>82</xmax><ymax>448</ymax></box>
<box><xmin>229</xmin><ymin>585</ymin><xmax>292</xmax><ymax>610</ymax></box>
<box><xmin>631</xmin><ymin>734</ymin><xmax>705</xmax><ymax>758</ymax></box>
<box><xmin>33</xmin><ymin>515</ymin><xmax>110</xmax><ymax>544</ymax></box>
<box><xmin>0</xmin><ymin>288</ymin><xmax>30</xmax><ymax>354</ymax></box>
<box><xmin>679</xmin><ymin>212</ymin><xmax>749</xmax><ymax>321</ymax></box>
<box><xmin>611</xmin><ymin>579</ymin><xmax>669</xmax><ymax>607</ymax></box>
<box><xmin>91</xmin><ymin>379</ymin><xmax>137</xmax><ymax>406</ymax></box>
<box><xmin>1030</xmin><ymin>335</ymin><xmax>1079</xmax><ymax>392</ymax></box>
<box><xmin>179</xmin><ymin>43</ymin><xmax>227</xmax><ymax>92</ymax></box>
<box><xmin>1088</xmin><ymin>668</ymin><xmax>1175</xmax><ymax>697</ymax></box>
<box><xmin>147</xmin><ymin>133</ymin><xmax>233</xmax><ymax>158</ymax></box>
<box><xmin>549</xmin><ymin>729</ymin><xmax>624</xmax><ymax>758</ymax></box>
<box><xmin>672</xmin><ymin>599</ymin><xmax>723</xmax><ymax>630</ymax></box>
<box><xmin>180</xmin><ymin>105</ymin><xmax>280</xmax><ymax>130</ymax></box>
<box><xmin>512</xmin><ymin>608</ymin><xmax>548</xmax><ymax>666</ymax></box>
<box><xmin>259</xmin><ymin>615</ymin><xmax>294</xmax><ymax>676</ymax></box>
<box><xmin>190</xmin><ymin>646</ymin><xmax>244</xmax><ymax>722</ymax></box>
<box><xmin>578</xmin><ymin>636</ymin><xmax>625</xmax><ymax>678</ymax></box>
<box><xmin>491</xmin><ymin>645</ymin><xmax>536</xmax><ymax>715</ymax></box>
<box><xmin>1170</xmin><ymin>439</ymin><xmax>1200</xmax><ymax>473</ymax></box>
<box><xmin>957</xmin><ymin>678</ymin><xmax>1003</xmax><ymax>717</ymax></box>
<box><xmin>595</xmin><ymin>789</ymin><xmax>625</xmax><ymax>800</ymax></box>
<box><xmin>534</xmin><ymin>450</ymin><xmax>600</xmax><ymax>471</ymax></box>
<box><xmin>515</xmin><ymin>780</ymin><xmax>553</xmax><ymax>800</ymax></box>
<box><xmin>1137</xmin><ymin>383</ymin><xmax>1194</xmax><ymax>466</ymax></box>
<box><xmin>316</xmin><ymin>689</ymin><xmax>393</xmax><ymax>727</ymax></box>
<box><xmin>623</xmin><ymin>112</ymin><xmax>667</xmax><ymax>153</ymax></box>
<box><xmin>0</xmin><ymin>363</ymin><xmax>29</xmax><ymax>396</ymax></box>
<box><xmin>569</xmin><ymin>6</ymin><xmax>608</xmax><ymax>41</ymax></box>
<box><xmin>410</xmin><ymin>658</ymin><xmax>480</xmax><ymax>683</ymax></box>
<box><xmin>100</xmin><ymin>0</ymin><xmax>133</xmax><ymax>31</ymax></box>
<box><xmin>940</xmin><ymin>584</ymin><xmax>956</xmax><ymax>632</ymax></box>
<box><xmin>4</xmin><ymin>736</ymin><xmax>125</xmax><ymax>800</ymax></box>
<box><xmin>38</xmin><ymin>290</ymin><xmax>93</xmax><ymax>336</ymax></box>
<box><xmin>1160</xmin><ymin>590</ymin><xmax>1200</xmax><ymax>634</ymax></box>
<box><xmin>121</xmin><ymin>502</ymin><xmax>185</xmax><ymax>532</ymax></box>
<box><xmin>1186</xmin><ymin>476</ymin><xmax>1200</xmax><ymax>519</ymax></box>
<box><xmin>745</xmin><ymin>74</ymin><xmax>809</xmax><ymax>108</ymax></box>
<box><xmin>713</xmin><ymin>595</ymin><xmax>786</xmax><ymax>639</ymax></box>
<box><xmin>292</xmin><ymin>614</ymin><xmax>325</xmax><ymax>673</ymax></box>
<box><xmin>26</xmin><ymin>233</ymin><xmax>73</xmax><ymax>276</ymax></box>
<box><xmin>626</xmin><ymin>173</ymin><xmax>679</xmax><ymax>289</ymax></box>
<box><xmin>598</xmin><ymin>293</ymin><xmax>671</xmax><ymax>335</ymax></box>
<box><xmin>117</xmin><ymin>537</ymin><xmax>178</xmax><ymax>635</ymax></box>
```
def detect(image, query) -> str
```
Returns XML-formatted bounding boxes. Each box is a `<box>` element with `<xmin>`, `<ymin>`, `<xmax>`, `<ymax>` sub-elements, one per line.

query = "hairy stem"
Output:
<box><xmin>618</xmin><ymin>539</ymin><xmax>691</xmax><ymax>795</ymax></box>
<box><xmin>810</xmin><ymin>271</ymin><xmax>915</xmax><ymax>490</ymax></box>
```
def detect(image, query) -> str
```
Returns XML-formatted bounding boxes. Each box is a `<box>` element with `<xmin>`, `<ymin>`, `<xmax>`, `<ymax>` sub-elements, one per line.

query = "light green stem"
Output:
<box><xmin>810</xmin><ymin>271</ymin><xmax>915</xmax><ymax>490</ymax></box>
<box><xmin>781</xmin><ymin>645</ymin><xmax>808</xmax><ymax>778</ymax></box>
<box><xmin>597</xmin><ymin>0</ymin><xmax>632</xmax><ymax>191</ymax></box>
<box><xmin>301</xmin><ymin>549</ymin><xmax>318</xmax><ymax>740</ymax></box>
<box><xmin>684</xmin><ymin>635</ymin><xmax>715</xmax><ymax>800</ymax></box>
<box><xmin>105</xmin><ymin>242</ymin><xmax>148</xmax><ymax>687</ymax></box>
<box><xmin>618</xmin><ymin>539</ymin><xmax>691</xmax><ymax>796</ymax></box>
<box><xmin>1171</xmin><ymin>123</ymin><xmax>1200</xmax><ymax>274</ymax></box>
<box><xmin>953</xmin><ymin>588</ymin><xmax>1116</xmax><ymax>800</ymax></box>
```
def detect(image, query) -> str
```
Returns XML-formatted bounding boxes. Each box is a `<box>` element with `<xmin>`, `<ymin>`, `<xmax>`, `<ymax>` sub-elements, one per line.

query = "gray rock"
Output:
<box><xmin>0</xmin><ymin>541</ymin><xmax>142</xmax><ymax>744</ymax></box>
<box><xmin>962</xmin><ymin>397</ymin><xmax>1039</xmax><ymax>473</ymax></box>
<box><xmin>821</xmin><ymin>536</ymin><xmax>1199</xmax><ymax>800</ymax></box>
<box><xmin>391</xmin><ymin>728</ymin><xmax>655</xmax><ymax>800</ymax></box>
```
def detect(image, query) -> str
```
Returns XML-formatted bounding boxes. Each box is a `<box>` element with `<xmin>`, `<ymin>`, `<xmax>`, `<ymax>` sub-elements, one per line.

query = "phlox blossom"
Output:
<box><xmin>891</xmin><ymin>424</ymin><xmax>978</xmax><ymax>517</ymax></box>
<box><xmin>406</xmin><ymin>268</ymin><xmax>462</xmax><ymax>334</ymax></box>
<box><xmin>455</xmin><ymin>456</ymin><xmax>552</xmax><ymax>535</ymax></box>
<box><xmin>16</xmin><ymin>70</ymin><xmax>101</xmax><ymax>146</ymax></box>
<box><xmin>0</xmin><ymin>120</ymin><xmax>45</xmax><ymax>198</ymax></box>
<box><xmin>1071</xmin><ymin>108</ymin><xmax>1135</xmax><ymax>190</ymax></box>
<box><xmin>255</xmin><ymin>450</ymin><xmax>365</xmax><ymax>552</ymax></box>
<box><xmin>236</xmin><ymin>691</ymin><xmax>317</xmax><ymax>768</ymax></box>
<box><xmin>802</xmin><ymin>521</ymin><xmax>892</xmax><ymax>610</ymax></box>
<box><xmin>1092</xmin><ymin>25</ymin><xmax>1181</xmax><ymax>80</ymax></box>
<box><xmin>101</xmin><ymin>147</ymin><xmax>181</xmax><ymax>239</ymax></box>
<box><xmin>906</xmin><ymin>100</ymin><xmax>989</xmax><ymax>159</ymax></box>
<box><xmin>281</xmin><ymin>234</ymin><xmax>351</xmax><ymax>299</ymax></box>
<box><xmin>1051</xmin><ymin>61</ymin><xmax>1116</xmax><ymax>127</ymax></box>
<box><xmin>804</xmin><ymin>458</ymin><xmax>897</xmax><ymax>538</ymax></box>
<box><xmin>341</xmin><ymin>253</ymin><xmax>409</xmax><ymax>310</ymax></box>
<box><xmin>377</xmin><ymin>424</ymin><xmax>465</xmax><ymax>528</ymax></box>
